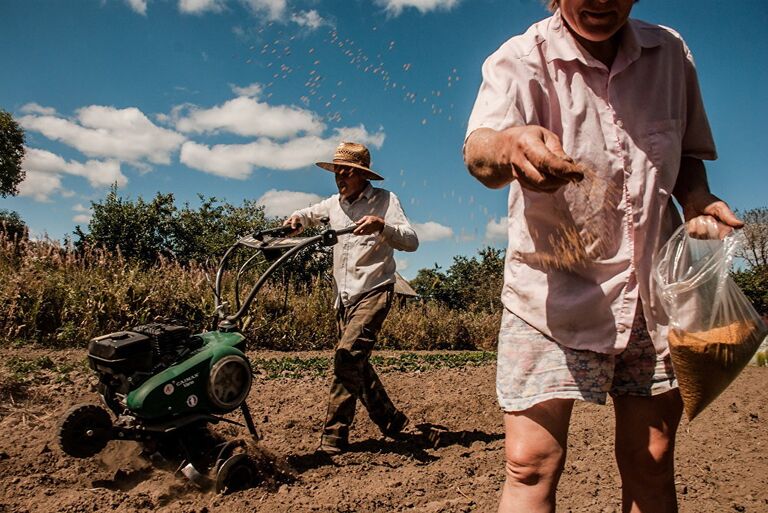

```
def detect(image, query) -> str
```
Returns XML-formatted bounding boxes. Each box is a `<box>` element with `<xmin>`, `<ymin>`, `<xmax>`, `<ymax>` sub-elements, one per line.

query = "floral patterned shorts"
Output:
<box><xmin>496</xmin><ymin>306</ymin><xmax>678</xmax><ymax>412</ymax></box>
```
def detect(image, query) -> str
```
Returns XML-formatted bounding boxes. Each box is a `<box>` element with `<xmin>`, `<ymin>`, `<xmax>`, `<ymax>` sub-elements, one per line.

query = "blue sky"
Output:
<box><xmin>2</xmin><ymin>0</ymin><xmax>767</xmax><ymax>278</ymax></box>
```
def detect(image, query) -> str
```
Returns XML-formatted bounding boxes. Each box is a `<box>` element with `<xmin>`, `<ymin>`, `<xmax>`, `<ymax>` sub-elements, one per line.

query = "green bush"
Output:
<box><xmin>410</xmin><ymin>246</ymin><xmax>504</xmax><ymax>313</ymax></box>
<box><xmin>0</xmin><ymin>209</ymin><xmax>27</xmax><ymax>242</ymax></box>
<box><xmin>732</xmin><ymin>266</ymin><xmax>768</xmax><ymax>317</ymax></box>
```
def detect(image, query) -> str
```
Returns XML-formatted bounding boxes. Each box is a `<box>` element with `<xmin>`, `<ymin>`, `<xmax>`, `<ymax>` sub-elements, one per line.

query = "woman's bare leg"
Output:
<box><xmin>498</xmin><ymin>399</ymin><xmax>575</xmax><ymax>513</ymax></box>
<box><xmin>613</xmin><ymin>390</ymin><xmax>683</xmax><ymax>513</ymax></box>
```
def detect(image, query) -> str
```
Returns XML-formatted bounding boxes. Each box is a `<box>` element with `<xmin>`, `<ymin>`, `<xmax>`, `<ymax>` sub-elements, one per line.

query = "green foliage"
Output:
<box><xmin>74</xmin><ymin>186</ymin><xmax>272</xmax><ymax>265</ymax></box>
<box><xmin>171</xmin><ymin>194</ymin><xmax>269</xmax><ymax>263</ymax></box>
<box><xmin>732</xmin><ymin>265</ymin><xmax>768</xmax><ymax>316</ymax></box>
<box><xmin>1</xmin><ymin>184</ymin><xmax>505</xmax><ymax>351</ymax></box>
<box><xmin>3</xmin><ymin>354</ymin><xmax>84</xmax><ymax>385</ymax></box>
<box><xmin>251</xmin><ymin>356</ymin><xmax>331</xmax><ymax>379</ymax></box>
<box><xmin>0</xmin><ymin>209</ymin><xmax>27</xmax><ymax>241</ymax></box>
<box><xmin>74</xmin><ymin>186</ymin><xmax>177</xmax><ymax>263</ymax></box>
<box><xmin>730</xmin><ymin>207</ymin><xmax>768</xmax><ymax>317</ymax></box>
<box><xmin>249</xmin><ymin>352</ymin><xmax>496</xmax><ymax>379</ymax></box>
<box><xmin>370</xmin><ymin>351</ymin><xmax>496</xmax><ymax>372</ymax></box>
<box><xmin>0</xmin><ymin>110</ymin><xmax>25</xmax><ymax>197</ymax></box>
<box><xmin>73</xmin><ymin>187</ymin><xmax>332</xmax><ymax>290</ymax></box>
<box><xmin>411</xmin><ymin>246</ymin><xmax>504</xmax><ymax>312</ymax></box>
<box><xmin>410</xmin><ymin>265</ymin><xmax>446</xmax><ymax>299</ymax></box>
<box><xmin>7</xmin><ymin>355</ymin><xmax>55</xmax><ymax>374</ymax></box>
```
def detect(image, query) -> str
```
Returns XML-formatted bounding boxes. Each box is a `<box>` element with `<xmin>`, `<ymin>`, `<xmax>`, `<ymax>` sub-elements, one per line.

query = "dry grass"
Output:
<box><xmin>0</xmin><ymin>234</ymin><xmax>498</xmax><ymax>351</ymax></box>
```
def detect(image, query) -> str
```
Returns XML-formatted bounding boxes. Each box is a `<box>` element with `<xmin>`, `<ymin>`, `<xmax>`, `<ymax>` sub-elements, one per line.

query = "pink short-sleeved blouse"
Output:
<box><xmin>466</xmin><ymin>11</ymin><xmax>716</xmax><ymax>354</ymax></box>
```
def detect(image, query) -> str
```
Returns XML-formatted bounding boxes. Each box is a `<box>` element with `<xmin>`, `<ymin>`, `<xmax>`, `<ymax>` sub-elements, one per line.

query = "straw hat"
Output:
<box><xmin>315</xmin><ymin>141</ymin><xmax>384</xmax><ymax>181</ymax></box>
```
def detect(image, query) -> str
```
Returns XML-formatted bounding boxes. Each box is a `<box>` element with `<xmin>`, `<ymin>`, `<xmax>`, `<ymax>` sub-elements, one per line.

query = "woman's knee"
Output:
<box><xmin>616</xmin><ymin>434</ymin><xmax>675</xmax><ymax>480</ymax></box>
<box><xmin>503</xmin><ymin>441</ymin><xmax>566</xmax><ymax>486</ymax></box>
<box><xmin>613</xmin><ymin>391</ymin><xmax>681</xmax><ymax>482</ymax></box>
<box><xmin>501</xmin><ymin>400</ymin><xmax>573</xmax><ymax>487</ymax></box>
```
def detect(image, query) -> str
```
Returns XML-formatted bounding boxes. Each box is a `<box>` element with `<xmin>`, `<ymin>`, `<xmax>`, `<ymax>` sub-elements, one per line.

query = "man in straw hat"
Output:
<box><xmin>284</xmin><ymin>141</ymin><xmax>419</xmax><ymax>454</ymax></box>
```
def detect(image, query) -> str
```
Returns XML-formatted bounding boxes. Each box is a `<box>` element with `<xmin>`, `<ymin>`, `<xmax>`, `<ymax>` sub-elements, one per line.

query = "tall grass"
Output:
<box><xmin>0</xmin><ymin>233</ymin><xmax>499</xmax><ymax>350</ymax></box>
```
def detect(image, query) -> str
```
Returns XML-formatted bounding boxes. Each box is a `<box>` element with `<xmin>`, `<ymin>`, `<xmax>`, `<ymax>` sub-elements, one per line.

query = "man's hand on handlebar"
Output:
<box><xmin>354</xmin><ymin>215</ymin><xmax>385</xmax><ymax>235</ymax></box>
<box><xmin>281</xmin><ymin>215</ymin><xmax>380</xmax><ymax>237</ymax></box>
<box><xmin>282</xmin><ymin>216</ymin><xmax>303</xmax><ymax>236</ymax></box>
<box><xmin>282</xmin><ymin>215</ymin><xmax>304</xmax><ymax>236</ymax></box>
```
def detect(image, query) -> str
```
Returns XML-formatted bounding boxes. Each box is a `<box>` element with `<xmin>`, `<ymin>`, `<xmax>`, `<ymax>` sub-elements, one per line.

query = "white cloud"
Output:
<box><xmin>23</xmin><ymin>148</ymin><xmax>126</xmax><ymax>187</ymax></box>
<box><xmin>180</xmin><ymin>125</ymin><xmax>385</xmax><ymax>178</ymax></box>
<box><xmin>230</xmin><ymin>82</ymin><xmax>263</xmax><ymax>97</ymax></box>
<box><xmin>378</xmin><ymin>0</ymin><xmax>460</xmax><ymax>15</ymax></box>
<box><xmin>180</xmin><ymin>137</ymin><xmax>334</xmax><ymax>178</ymax></box>
<box><xmin>241</xmin><ymin>0</ymin><xmax>286</xmax><ymax>19</ymax></box>
<box><xmin>126</xmin><ymin>0</ymin><xmax>148</xmax><ymax>15</ymax></box>
<box><xmin>413</xmin><ymin>221</ymin><xmax>453</xmax><ymax>242</ymax></box>
<box><xmin>173</xmin><ymin>96</ymin><xmax>324</xmax><ymax>139</ymax></box>
<box><xmin>485</xmin><ymin>217</ymin><xmax>508</xmax><ymax>242</ymax></box>
<box><xmin>125</xmin><ymin>0</ymin><xmax>324</xmax><ymax>27</ymax></box>
<box><xmin>18</xmin><ymin>147</ymin><xmax>126</xmax><ymax>202</ymax></box>
<box><xmin>180</xmin><ymin>141</ymin><xmax>254</xmax><ymax>179</ymax></box>
<box><xmin>256</xmin><ymin>189</ymin><xmax>323</xmax><ymax>217</ymax></box>
<box><xmin>20</xmin><ymin>106</ymin><xmax>185</xmax><ymax>166</ymax></box>
<box><xmin>17</xmin><ymin>172</ymin><xmax>65</xmax><ymax>202</ymax></box>
<box><xmin>335</xmin><ymin>125</ymin><xmax>386</xmax><ymax>149</ymax></box>
<box><xmin>290</xmin><ymin>10</ymin><xmax>329</xmax><ymax>30</ymax></box>
<box><xmin>72</xmin><ymin>203</ymin><xmax>92</xmax><ymax>224</ymax></box>
<box><xmin>396</xmin><ymin>257</ymin><xmax>409</xmax><ymax>271</ymax></box>
<box><xmin>179</xmin><ymin>0</ymin><xmax>225</xmax><ymax>14</ymax></box>
<box><xmin>20</xmin><ymin>103</ymin><xmax>57</xmax><ymax>116</ymax></box>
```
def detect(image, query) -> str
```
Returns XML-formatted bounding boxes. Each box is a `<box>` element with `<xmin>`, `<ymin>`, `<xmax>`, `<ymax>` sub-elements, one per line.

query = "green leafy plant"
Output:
<box><xmin>0</xmin><ymin>110</ymin><xmax>25</xmax><ymax>198</ymax></box>
<box><xmin>249</xmin><ymin>352</ymin><xmax>496</xmax><ymax>380</ymax></box>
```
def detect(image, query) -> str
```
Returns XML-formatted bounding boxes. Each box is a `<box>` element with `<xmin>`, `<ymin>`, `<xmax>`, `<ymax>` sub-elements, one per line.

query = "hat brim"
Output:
<box><xmin>315</xmin><ymin>161</ymin><xmax>384</xmax><ymax>181</ymax></box>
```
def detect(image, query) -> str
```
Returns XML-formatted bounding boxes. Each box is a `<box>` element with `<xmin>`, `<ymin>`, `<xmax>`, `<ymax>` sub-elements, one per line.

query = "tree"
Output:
<box><xmin>72</xmin><ymin>187</ymin><xmax>328</xmax><ymax>284</ymax></box>
<box><xmin>0</xmin><ymin>209</ymin><xmax>28</xmax><ymax>241</ymax></box>
<box><xmin>411</xmin><ymin>247</ymin><xmax>505</xmax><ymax>312</ymax></box>
<box><xmin>410</xmin><ymin>265</ymin><xmax>447</xmax><ymax>299</ymax></box>
<box><xmin>74</xmin><ymin>185</ymin><xmax>177</xmax><ymax>263</ymax></box>
<box><xmin>72</xmin><ymin>187</ymin><xmax>338</xmax><ymax>299</ymax></box>
<box><xmin>0</xmin><ymin>109</ymin><xmax>25</xmax><ymax>197</ymax></box>
<box><xmin>730</xmin><ymin>207</ymin><xmax>768</xmax><ymax>316</ymax></box>
<box><xmin>736</xmin><ymin>207</ymin><xmax>768</xmax><ymax>268</ymax></box>
<box><xmin>440</xmin><ymin>247</ymin><xmax>505</xmax><ymax>311</ymax></box>
<box><xmin>732</xmin><ymin>266</ymin><xmax>768</xmax><ymax>317</ymax></box>
<box><xmin>171</xmin><ymin>195</ymin><xmax>269</xmax><ymax>263</ymax></box>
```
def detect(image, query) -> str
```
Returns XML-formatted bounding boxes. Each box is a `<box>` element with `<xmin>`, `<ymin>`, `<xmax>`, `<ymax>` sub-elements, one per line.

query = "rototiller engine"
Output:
<box><xmin>58</xmin><ymin>221</ymin><xmax>354</xmax><ymax>492</ymax></box>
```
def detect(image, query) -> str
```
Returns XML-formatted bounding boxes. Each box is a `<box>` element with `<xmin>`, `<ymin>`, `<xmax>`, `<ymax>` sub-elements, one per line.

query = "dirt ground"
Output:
<box><xmin>0</xmin><ymin>348</ymin><xmax>766</xmax><ymax>513</ymax></box>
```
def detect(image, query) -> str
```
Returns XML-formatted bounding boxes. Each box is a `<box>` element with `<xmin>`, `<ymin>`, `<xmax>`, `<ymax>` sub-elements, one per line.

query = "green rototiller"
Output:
<box><xmin>57</xmin><ymin>221</ymin><xmax>354</xmax><ymax>492</ymax></box>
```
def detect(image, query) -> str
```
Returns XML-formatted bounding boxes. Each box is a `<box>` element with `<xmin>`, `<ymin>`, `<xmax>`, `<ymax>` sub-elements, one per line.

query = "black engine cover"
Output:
<box><xmin>88</xmin><ymin>324</ymin><xmax>201</xmax><ymax>413</ymax></box>
<box><xmin>87</xmin><ymin>324</ymin><xmax>193</xmax><ymax>374</ymax></box>
<box><xmin>88</xmin><ymin>330</ymin><xmax>154</xmax><ymax>374</ymax></box>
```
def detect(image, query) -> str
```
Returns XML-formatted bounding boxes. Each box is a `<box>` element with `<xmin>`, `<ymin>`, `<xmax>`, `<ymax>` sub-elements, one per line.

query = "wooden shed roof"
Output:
<box><xmin>394</xmin><ymin>272</ymin><xmax>418</xmax><ymax>297</ymax></box>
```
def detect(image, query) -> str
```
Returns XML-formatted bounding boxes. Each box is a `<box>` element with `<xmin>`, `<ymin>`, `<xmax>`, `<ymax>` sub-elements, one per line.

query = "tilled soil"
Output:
<box><xmin>0</xmin><ymin>348</ymin><xmax>766</xmax><ymax>513</ymax></box>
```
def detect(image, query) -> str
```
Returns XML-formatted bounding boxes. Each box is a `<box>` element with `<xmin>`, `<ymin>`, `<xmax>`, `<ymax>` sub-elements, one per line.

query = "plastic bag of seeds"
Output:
<box><xmin>653</xmin><ymin>218</ymin><xmax>767</xmax><ymax>420</ymax></box>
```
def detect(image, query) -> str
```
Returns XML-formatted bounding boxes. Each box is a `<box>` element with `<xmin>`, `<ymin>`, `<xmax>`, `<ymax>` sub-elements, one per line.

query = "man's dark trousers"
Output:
<box><xmin>322</xmin><ymin>284</ymin><xmax>402</xmax><ymax>447</ymax></box>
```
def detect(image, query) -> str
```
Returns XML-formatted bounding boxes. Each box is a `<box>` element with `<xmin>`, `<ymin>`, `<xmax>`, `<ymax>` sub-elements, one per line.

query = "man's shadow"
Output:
<box><xmin>286</xmin><ymin>423</ymin><xmax>503</xmax><ymax>473</ymax></box>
